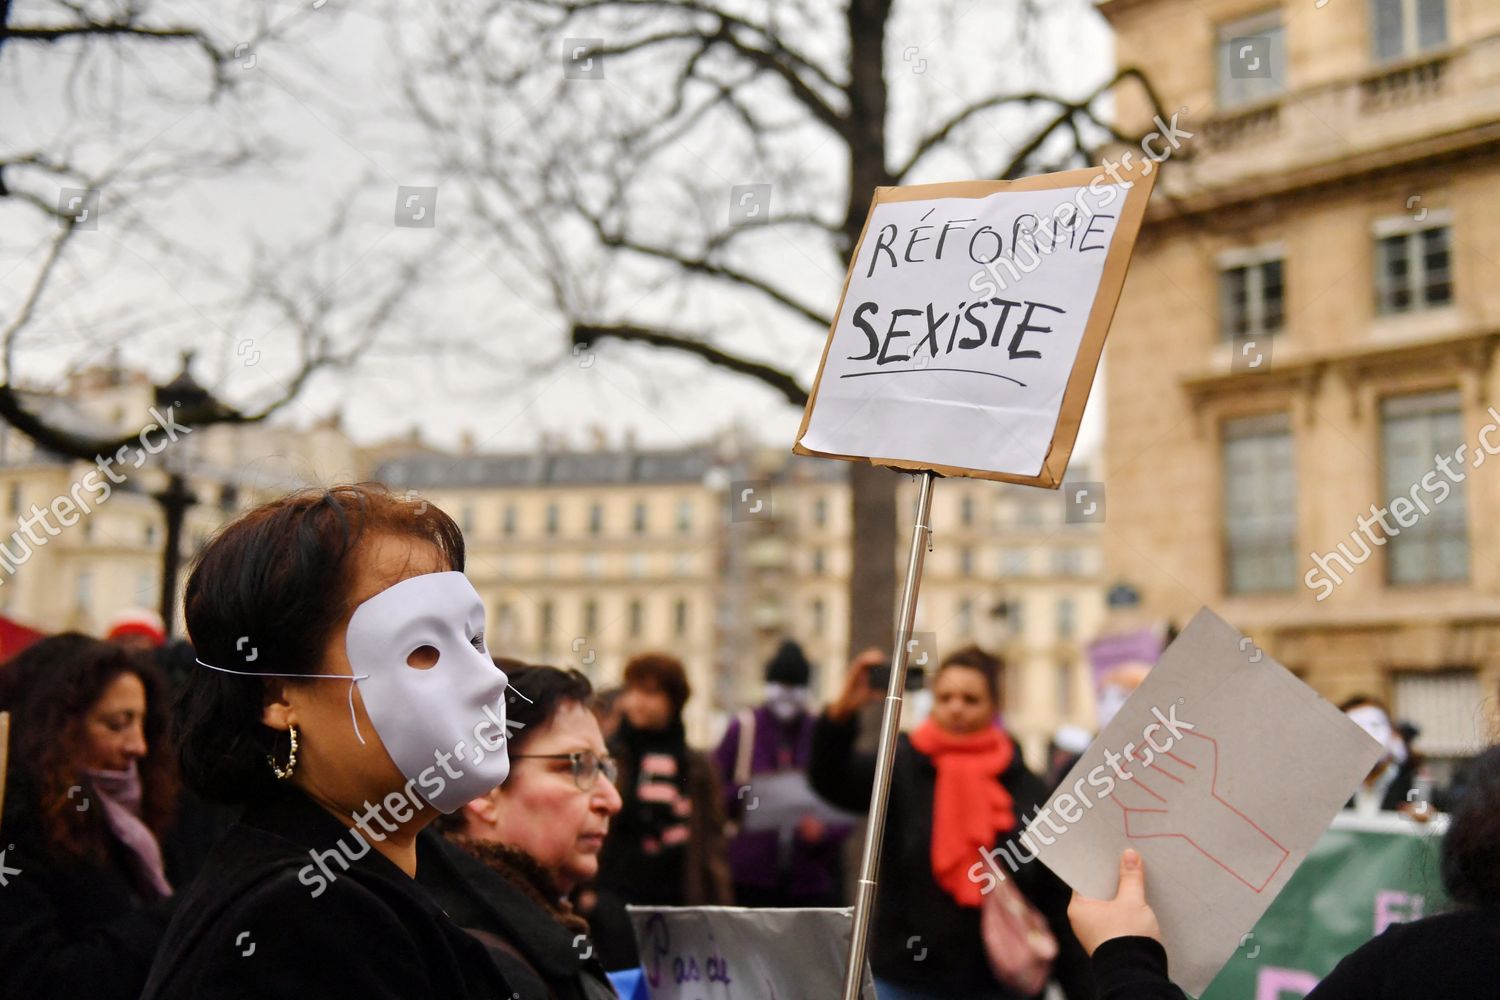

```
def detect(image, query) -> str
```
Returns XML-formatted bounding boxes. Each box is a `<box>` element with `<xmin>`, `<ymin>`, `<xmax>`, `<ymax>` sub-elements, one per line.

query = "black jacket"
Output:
<box><xmin>1090</xmin><ymin>906</ymin><xmax>1500</xmax><ymax>999</ymax></box>
<box><xmin>809</xmin><ymin>712</ymin><xmax>1095</xmax><ymax>999</ymax></box>
<box><xmin>0</xmin><ymin>785</ymin><xmax>175</xmax><ymax>1000</ymax></box>
<box><xmin>141</xmin><ymin>787</ymin><xmax>512</xmax><ymax>999</ymax></box>
<box><xmin>416</xmin><ymin>831</ymin><xmax>617</xmax><ymax>1000</ymax></box>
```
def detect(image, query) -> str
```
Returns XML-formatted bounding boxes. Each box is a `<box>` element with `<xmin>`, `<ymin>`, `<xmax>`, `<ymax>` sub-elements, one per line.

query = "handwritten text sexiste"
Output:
<box><xmin>798</xmin><ymin>178</ymin><xmax>1131</xmax><ymax>481</ymax></box>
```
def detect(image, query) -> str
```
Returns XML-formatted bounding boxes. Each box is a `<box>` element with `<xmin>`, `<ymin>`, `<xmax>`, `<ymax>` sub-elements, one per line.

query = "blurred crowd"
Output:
<box><xmin>0</xmin><ymin>485</ymin><xmax>1494</xmax><ymax>1000</ymax></box>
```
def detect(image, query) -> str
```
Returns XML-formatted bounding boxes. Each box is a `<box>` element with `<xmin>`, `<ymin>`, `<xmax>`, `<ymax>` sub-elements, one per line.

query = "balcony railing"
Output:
<box><xmin>1360</xmin><ymin>54</ymin><xmax>1448</xmax><ymax>112</ymax></box>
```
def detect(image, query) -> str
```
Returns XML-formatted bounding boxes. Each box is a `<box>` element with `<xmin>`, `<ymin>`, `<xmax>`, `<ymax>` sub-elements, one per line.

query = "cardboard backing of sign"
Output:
<box><xmin>792</xmin><ymin>159</ymin><xmax>1155</xmax><ymax>487</ymax></box>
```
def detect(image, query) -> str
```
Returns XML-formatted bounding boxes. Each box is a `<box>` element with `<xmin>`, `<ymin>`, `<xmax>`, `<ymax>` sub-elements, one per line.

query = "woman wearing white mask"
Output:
<box><xmin>142</xmin><ymin>485</ymin><xmax>515</xmax><ymax>999</ymax></box>
<box><xmin>0</xmin><ymin>634</ymin><xmax>179</xmax><ymax>1000</ymax></box>
<box><xmin>712</xmin><ymin>639</ymin><xmax>853</xmax><ymax>907</ymax></box>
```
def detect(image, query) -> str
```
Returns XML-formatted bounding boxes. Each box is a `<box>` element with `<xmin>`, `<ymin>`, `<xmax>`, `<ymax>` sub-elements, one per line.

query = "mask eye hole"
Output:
<box><xmin>470</xmin><ymin>631</ymin><xmax>486</xmax><ymax>653</ymax></box>
<box><xmin>406</xmin><ymin>644</ymin><xmax>441</xmax><ymax>670</ymax></box>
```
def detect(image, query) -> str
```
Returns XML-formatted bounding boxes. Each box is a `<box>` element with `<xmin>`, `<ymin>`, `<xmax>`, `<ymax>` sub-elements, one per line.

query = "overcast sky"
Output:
<box><xmin>1</xmin><ymin>0</ymin><xmax>1113</xmax><ymax>460</ymax></box>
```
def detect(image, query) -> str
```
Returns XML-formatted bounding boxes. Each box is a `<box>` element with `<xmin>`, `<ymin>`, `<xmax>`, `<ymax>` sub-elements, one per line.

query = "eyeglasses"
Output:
<box><xmin>512</xmin><ymin>750</ymin><xmax>619</xmax><ymax>791</ymax></box>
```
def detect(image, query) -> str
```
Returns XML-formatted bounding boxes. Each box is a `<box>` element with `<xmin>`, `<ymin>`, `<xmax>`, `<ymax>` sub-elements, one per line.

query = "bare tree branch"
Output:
<box><xmin>571</xmin><ymin>322</ymin><xmax>809</xmax><ymax>406</ymax></box>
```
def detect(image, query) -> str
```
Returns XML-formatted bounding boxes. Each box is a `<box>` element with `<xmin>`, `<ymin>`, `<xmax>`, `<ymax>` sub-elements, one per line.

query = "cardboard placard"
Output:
<box><xmin>1027</xmin><ymin>608</ymin><xmax>1385</xmax><ymax>995</ymax></box>
<box><xmin>626</xmin><ymin>905</ymin><xmax>876</xmax><ymax>999</ymax></box>
<box><xmin>794</xmin><ymin>160</ymin><xmax>1155</xmax><ymax>486</ymax></box>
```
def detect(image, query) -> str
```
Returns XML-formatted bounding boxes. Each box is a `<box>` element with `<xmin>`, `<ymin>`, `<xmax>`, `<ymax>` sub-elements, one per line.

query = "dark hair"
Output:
<box><xmin>622</xmin><ymin>652</ymin><xmax>691</xmax><ymax>716</ymax></box>
<box><xmin>938</xmin><ymin>644</ymin><xmax>1004</xmax><ymax>706</ymax></box>
<box><xmin>1441</xmin><ymin>743</ymin><xmax>1500</xmax><ymax>907</ymax></box>
<box><xmin>504</xmin><ymin>665</ymin><xmax>595</xmax><ymax>757</ymax></box>
<box><xmin>0</xmin><ymin>633</ymin><xmax>177</xmax><ymax>860</ymax></box>
<box><xmin>175</xmin><ymin>483</ymin><xmax>465</xmax><ymax>803</ymax></box>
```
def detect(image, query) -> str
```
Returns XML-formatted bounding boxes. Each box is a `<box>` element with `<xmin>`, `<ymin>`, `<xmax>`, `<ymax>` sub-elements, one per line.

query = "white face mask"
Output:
<box><xmin>344</xmin><ymin>571</ymin><xmax>511</xmax><ymax>813</ymax></box>
<box><xmin>1096</xmin><ymin>684</ymin><xmax>1131</xmax><ymax>728</ymax></box>
<box><xmin>1347</xmin><ymin>705</ymin><xmax>1394</xmax><ymax>759</ymax></box>
<box><xmin>765</xmin><ymin>682</ymin><xmax>810</xmax><ymax>721</ymax></box>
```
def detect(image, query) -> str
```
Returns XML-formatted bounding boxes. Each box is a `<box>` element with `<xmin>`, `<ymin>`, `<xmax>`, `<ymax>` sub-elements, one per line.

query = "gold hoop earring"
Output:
<box><xmin>268</xmin><ymin>724</ymin><xmax>298</xmax><ymax>780</ymax></box>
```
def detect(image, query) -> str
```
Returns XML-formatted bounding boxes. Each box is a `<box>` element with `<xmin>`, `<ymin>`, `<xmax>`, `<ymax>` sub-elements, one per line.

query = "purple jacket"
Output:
<box><xmin>712</xmin><ymin>705</ymin><xmax>852</xmax><ymax>897</ymax></box>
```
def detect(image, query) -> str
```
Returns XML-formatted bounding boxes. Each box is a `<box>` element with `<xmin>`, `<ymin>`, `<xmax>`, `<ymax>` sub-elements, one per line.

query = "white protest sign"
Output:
<box><xmin>1017</xmin><ymin>608</ymin><xmax>1385</xmax><ymax>995</ymax></box>
<box><xmin>626</xmin><ymin>905</ymin><xmax>876</xmax><ymax>1000</ymax></box>
<box><xmin>794</xmin><ymin>161</ymin><xmax>1155</xmax><ymax>486</ymax></box>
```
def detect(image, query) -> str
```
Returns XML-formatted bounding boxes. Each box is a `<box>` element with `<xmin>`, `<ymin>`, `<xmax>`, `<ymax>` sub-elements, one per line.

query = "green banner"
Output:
<box><xmin>1200</xmin><ymin>813</ymin><xmax>1448</xmax><ymax>999</ymax></box>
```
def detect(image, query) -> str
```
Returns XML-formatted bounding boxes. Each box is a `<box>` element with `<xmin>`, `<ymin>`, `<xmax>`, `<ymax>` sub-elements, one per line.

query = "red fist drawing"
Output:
<box><xmin>1109</xmin><ymin>730</ymin><xmax>1289</xmax><ymax>893</ymax></box>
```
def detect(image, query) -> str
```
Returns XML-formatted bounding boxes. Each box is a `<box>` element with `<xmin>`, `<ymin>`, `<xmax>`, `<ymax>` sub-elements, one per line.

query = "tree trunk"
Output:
<box><xmin>841</xmin><ymin>0</ymin><xmax>899</xmax><ymax>662</ymax></box>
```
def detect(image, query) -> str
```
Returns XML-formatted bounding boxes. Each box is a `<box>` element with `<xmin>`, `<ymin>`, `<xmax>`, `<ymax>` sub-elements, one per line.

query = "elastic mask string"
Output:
<box><xmin>194</xmin><ymin>658</ymin><xmax>371</xmax><ymax>745</ymax></box>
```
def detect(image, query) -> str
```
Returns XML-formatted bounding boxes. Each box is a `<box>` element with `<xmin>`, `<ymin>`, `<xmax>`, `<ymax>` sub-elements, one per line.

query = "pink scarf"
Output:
<box><xmin>85</xmin><ymin>763</ymin><xmax>173</xmax><ymax>898</ymax></box>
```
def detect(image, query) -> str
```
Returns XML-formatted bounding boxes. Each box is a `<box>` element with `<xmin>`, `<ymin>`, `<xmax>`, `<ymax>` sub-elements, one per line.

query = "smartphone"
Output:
<box><xmin>868</xmin><ymin>662</ymin><xmax>926</xmax><ymax>691</ymax></box>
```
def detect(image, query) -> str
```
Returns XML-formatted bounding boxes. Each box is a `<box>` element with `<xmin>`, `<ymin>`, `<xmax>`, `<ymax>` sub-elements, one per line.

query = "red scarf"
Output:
<box><xmin>909</xmin><ymin>719</ymin><xmax>1015</xmax><ymax>908</ymax></box>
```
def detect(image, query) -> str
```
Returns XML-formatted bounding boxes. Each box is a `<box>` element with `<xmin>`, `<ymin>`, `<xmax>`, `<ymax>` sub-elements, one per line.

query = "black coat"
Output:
<box><xmin>1089</xmin><ymin>905</ymin><xmax>1500</xmax><ymax>998</ymax></box>
<box><xmin>809</xmin><ymin>712</ymin><xmax>1095</xmax><ymax>999</ymax></box>
<box><xmin>0</xmin><ymin>786</ymin><xmax>175</xmax><ymax>1000</ymax></box>
<box><xmin>416</xmin><ymin>830</ymin><xmax>617</xmax><ymax>1000</ymax></box>
<box><xmin>141</xmin><ymin>787</ymin><xmax>512</xmax><ymax>999</ymax></box>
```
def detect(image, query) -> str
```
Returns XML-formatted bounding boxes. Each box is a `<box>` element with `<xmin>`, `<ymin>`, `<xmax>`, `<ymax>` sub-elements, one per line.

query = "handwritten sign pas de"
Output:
<box><xmin>794</xmin><ymin>161</ymin><xmax>1155</xmax><ymax>486</ymax></box>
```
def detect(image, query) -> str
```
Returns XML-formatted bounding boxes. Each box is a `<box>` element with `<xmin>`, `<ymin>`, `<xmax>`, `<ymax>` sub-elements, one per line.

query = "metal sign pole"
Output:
<box><xmin>841</xmin><ymin>470</ymin><xmax>936</xmax><ymax>1000</ymax></box>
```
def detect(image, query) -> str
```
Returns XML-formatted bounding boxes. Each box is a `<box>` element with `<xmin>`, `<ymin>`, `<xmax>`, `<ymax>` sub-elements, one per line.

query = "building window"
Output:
<box><xmin>583</xmin><ymin>553</ymin><xmax>602</xmax><ymax>578</ymax></box>
<box><xmin>1371</xmin><ymin>0</ymin><xmax>1446</xmax><ymax>62</ymax></box>
<box><xmin>812</xmin><ymin>497</ymin><xmax>828</xmax><ymax>527</ymax></box>
<box><xmin>540</xmin><ymin>600</ymin><xmax>555</xmax><ymax>640</ymax></box>
<box><xmin>1382</xmin><ymin>390</ymin><xmax>1467</xmax><ymax>585</ymax></box>
<box><xmin>1394</xmin><ymin>668</ymin><xmax>1480</xmax><ymax>757</ymax></box>
<box><xmin>144</xmin><ymin>520</ymin><xmax>157</xmax><ymax>545</ymax></box>
<box><xmin>588</xmin><ymin>502</ymin><xmax>603</xmax><ymax>536</ymax></box>
<box><xmin>959</xmin><ymin>547</ymin><xmax>975</xmax><ymax>577</ymax></box>
<box><xmin>1375</xmin><ymin>219</ymin><xmax>1452</xmax><ymax>315</ymax></box>
<box><xmin>545</xmin><ymin>503</ymin><xmax>560</xmax><ymax>537</ymax></box>
<box><xmin>582</xmin><ymin>598</ymin><xmax>598</xmax><ymax>636</ymax></box>
<box><xmin>628</xmin><ymin>598</ymin><xmax>643</xmax><ymax>638</ymax></box>
<box><xmin>1218</xmin><ymin>250</ymin><xmax>1284</xmax><ymax>341</ymax></box>
<box><xmin>811</xmin><ymin>548</ymin><xmax>826</xmax><ymax>576</ymax></box>
<box><xmin>632</xmin><ymin>501</ymin><xmax>647</xmax><ymax>535</ymax></box>
<box><xmin>1057</xmin><ymin>661</ymin><xmax>1074</xmax><ymax>715</ymax></box>
<box><xmin>135</xmin><ymin>571</ymin><xmax>155</xmax><ymax>607</ymax></box>
<box><xmin>1052</xmin><ymin>548</ymin><xmax>1084</xmax><ymax>577</ymax></box>
<box><xmin>460</xmin><ymin>506</ymin><xmax>475</xmax><ymax>535</ymax></box>
<box><xmin>673</xmin><ymin>598</ymin><xmax>688</xmax><ymax>637</ymax></box>
<box><xmin>960</xmin><ymin>496</ymin><xmax>975</xmax><ymax>527</ymax></box>
<box><xmin>630</xmin><ymin>552</ymin><xmax>647</xmax><ymax>578</ymax></box>
<box><xmin>1215</xmin><ymin>11</ymin><xmax>1287</xmax><ymax>109</ymax></box>
<box><xmin>496</xmin><ymin>603</ymin><xmax>516</xmax><ymax>641</ymax></box>
<box><xmin>1008</xmin><ymin>601</ymin><xmax>1025</xmax><ymax>636</ymax></box>
<box><xmin>1001</xmin><ymin>549</ymin><xmax>1029</xmax><ymax>575</ymax></box>
<box><xmin>676</xmin><ymin>499</ymin><xmax>693</xmax><ymax>534</ymax></box>
<box><xmin>1222</xmin><ymin>413</ymin><xmax>1298</xmax><ymax>593</ymax></box>
<box><xmin>1057</xmin><ymin>597</ymin><xmax>1076</xmax><ymax>639</ymax></box>
<box><xmin>75</xmin><ymin>570</ymin><xmax>93</xmax><ymax>610</ymax></box>
<box><xmin>503</xmin><ymin>505</ymin><xmax>517</xmax><ymax>536</ymax></box>
<box><xmin>956</xmin><ymin>598</ymin><xmax>974</xmax><ymax>636</ymax></box>
<box><xmin>6</xmin><ymin>484</ymin><xmax>19</xmax><ymax>515</ymax></box>
<box><xmin>810</xmin><ymin>597</ymin><xmax>826</xmax><ymax>635</ymax></box>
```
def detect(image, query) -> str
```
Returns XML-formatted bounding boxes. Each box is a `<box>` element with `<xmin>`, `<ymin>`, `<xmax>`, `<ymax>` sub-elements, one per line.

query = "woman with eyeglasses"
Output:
<box><xmin>421</xmin><ymin>664</ymin><xmax>623</xmax><ymax>1000</ymax></box>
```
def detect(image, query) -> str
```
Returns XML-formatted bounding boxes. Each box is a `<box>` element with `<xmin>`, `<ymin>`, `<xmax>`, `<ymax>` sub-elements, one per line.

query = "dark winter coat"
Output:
<box><xmin>1089</xmin><ymin>905</ymin><xmax>1500</xmax><ymax>999</ymax></box>
<box><xmin>141</xmin><ymin>786</ymin><xmax>512</xmax><ymax>1000</ymax></box>
<box><xmin>0</xmin><ymin>781</ymin><xmax>175</xmax><ymax>1000</ymax></box>
<box><xmin>416</xmin><ymin>831</ymin><xmax>617</xmax><ymax>1000</ymax></box>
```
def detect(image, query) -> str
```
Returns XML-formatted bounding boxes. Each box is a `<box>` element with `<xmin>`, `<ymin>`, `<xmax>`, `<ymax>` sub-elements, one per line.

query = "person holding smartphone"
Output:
<box><xmin>809</xmin><ymin>645</ymin><xmax>1093</xmax><ymax>1000</ymax></box>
